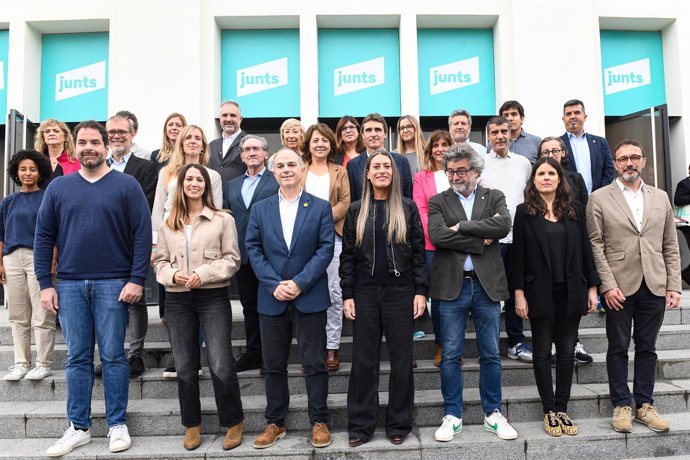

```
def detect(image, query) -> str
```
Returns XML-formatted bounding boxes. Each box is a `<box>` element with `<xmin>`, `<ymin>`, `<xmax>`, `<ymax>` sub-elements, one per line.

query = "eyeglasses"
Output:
<box><xmin>615</xmin><ymin>154</ymin><xmax>644</xmax><ymax>165</ymax></box>
<box><xmin>107</xmin><ymin>130</ymin><xmax>131</xmax><ymax>138</ymax></box>
<box><xmin>446</xmin><ymin>168</ymin><xmax>473</xmax><ymax>178</ymax></box>
<box><xmin>242</xmin><ymin>146</ymin><xmax>264</xmax><ymax>152</ymax></box>
<box><xmin>399</xmin><ymin>125</ymin><xmax>414</xmax><ymax>132</ymax></box>
<box><xmin>540</xmin><ymin>149</ymin><xmax>563</xmax><ymax>157</ymax></box>
<box><xmin>341</xmin><ymin>125</ymin><xmax>357</xmax><ymax>132</ymax></box>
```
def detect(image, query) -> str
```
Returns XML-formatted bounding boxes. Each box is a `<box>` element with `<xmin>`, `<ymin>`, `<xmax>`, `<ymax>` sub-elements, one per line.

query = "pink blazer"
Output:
<box><xmin>413</xmin><ymin>170</ymin><xmax>440</xmax><ymax>251</ymax></box>
<box><xmin>57</xmin><ymin>151</ymin><xmax>81</xmax><ymax>175</ymax></box>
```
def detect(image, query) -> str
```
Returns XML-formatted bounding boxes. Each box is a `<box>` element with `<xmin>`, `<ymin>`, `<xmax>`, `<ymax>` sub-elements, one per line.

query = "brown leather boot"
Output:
<box><xmin>223</xmin><ymin>421</ymin><xmax>244</xmax><ymax>450</ymax></box>
<box><xmin>183</xmin><ymin>426</ymin><xmax>201</xmax><ymax>450</ymax></box>
<box><xmin>326</xmin><ymin>349</ymin><xmax>340</xmax><ymax>371</ymax></box>
<box><xmin>434</xmin><ymin>343</ymin><xmax>442</xmax><ymax>367</ymax></box>
<box><xmin>311</xmin><ymin>422</ymin><xmax>332</xmax><ymax>447</ymax></box>
<box><xmin>253</xmin><ymin>423</ymin><xmax>286</xmax><ymax>449</ymax></box>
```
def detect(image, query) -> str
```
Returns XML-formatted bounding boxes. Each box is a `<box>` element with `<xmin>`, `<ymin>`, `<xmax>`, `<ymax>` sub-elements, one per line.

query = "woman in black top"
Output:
<box><xmin>150</xmin><ymin>112</ymin><xmax>187</xmax><ymax>171</ymax></box>
<box><xmin>512</xmin><ymin>157</ymin><xmax>600</xmax><ymax>437</ymax></box>
<box><xmin>340</xmin><ymin>150</ymin><xmax>427</xmax><ymax>447</ymax></box>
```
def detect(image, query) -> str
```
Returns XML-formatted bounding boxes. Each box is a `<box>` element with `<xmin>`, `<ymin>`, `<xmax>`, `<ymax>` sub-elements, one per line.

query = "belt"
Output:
<box><xmin>463</xmin><ymin>270</ymin><xmax>478</xmax><ymax>279</ymax></box>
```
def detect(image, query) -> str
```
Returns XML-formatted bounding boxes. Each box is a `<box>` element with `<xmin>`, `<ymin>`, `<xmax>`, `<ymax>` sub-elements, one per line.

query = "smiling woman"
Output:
<box><xmin>33</xmin><ymin>118</ymin><xmax>80</xmax><ymax>188</ymax></box>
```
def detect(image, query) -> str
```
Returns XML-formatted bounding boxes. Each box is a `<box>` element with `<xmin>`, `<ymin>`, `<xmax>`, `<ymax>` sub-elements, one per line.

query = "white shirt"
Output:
<box><xmin>279</xmin><ymin>188</ymin><xmax>303</xmax><ymax>250</ymax></box>
<box><xmin>568</xmin><ymin>132</ymin><xmax>593</xmax><ymax>194</ymax></box>
<box><xmin>433</xmin><ymin>169</ymin><xmax>450</xmax><ymax>195</ymax></box>
<box><xmin>479</xmin><ymin>150</ymin><xmax>532</xmax><ymax>244</ymax></box>
<box><xmin>616</xmin><ymin>178</ymin><xmax>645</xmax><ymax>231</ymax></box>
<box><xmin>306</xmin><ymin>171</ymin><xmax>330</xmax><ymax>202</ymax></box>
<box><xmin>222</xmin><ymin>130</ymin><xmax>242</xmax><ymax>158</ymax></box>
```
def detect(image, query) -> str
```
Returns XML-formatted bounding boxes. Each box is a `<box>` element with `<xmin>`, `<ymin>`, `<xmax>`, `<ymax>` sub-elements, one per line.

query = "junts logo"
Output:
<box><xmin>334</xmin><ymin>57</ymin><xmax>384</xmax><ymax>96</ymax></box>
<box><xmin>604</xmin><ymin>58</ymin><xmax>651</xmax><ymax>96</ymax></box>
<box><xmin>0</xmin><ymin>60</ymin><xmax>4</xmax><ymax>91</ymax></box>
<box><xmin>55</xmin><ymin>61</ymin><xmax>106</xmax><ymax>102</ymax></box>
<box><xmin>429</xmin><ymin>57</ymin><xmax>480</xmax><ymax>96</ymax></box>
<box><xmin>237</xmin><ymin>57</ymin><xmax>288</xmax><ymax>97</ymax></box>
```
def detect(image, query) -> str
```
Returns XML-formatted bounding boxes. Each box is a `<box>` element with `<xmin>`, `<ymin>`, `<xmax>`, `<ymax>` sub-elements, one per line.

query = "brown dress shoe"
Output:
<box><xmin>223</xmin><ymin>421</ymin><xmax>244</xmax><ymax>450</ymax></box>
<box><xmin>253</xmin><ymin>423</ymin><xmax>286</xmax><ymax>449</ymax></box>
<box><xmin>311</xmin><ymin>422</ymin><xmax>332</xmax><ymax>448</ymax></box>
<box><xmin>326</xmin><ymin>349</ymin><xmax>340</xmax><ymax>371</ymax></box>
<box><xmin>434</xmin><ymin>343</ymin><xmax>442</xmax><ymax>367</ymax></box>
<box><xmin>183</xmin><ymin>426</ymin><xmax>201</xmax><ymax>450</ymax></box>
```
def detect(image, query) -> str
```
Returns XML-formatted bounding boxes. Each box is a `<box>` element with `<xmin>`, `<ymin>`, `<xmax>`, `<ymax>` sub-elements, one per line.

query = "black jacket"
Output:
<box><xmin>674</xmin><ymin>176</ymin><xmax>690</xmax><ymax>207</ymax></box>
<box><xmin>565</xmin><ymin>170</ymin><xmax>588</xmax><ymax>208</ymax></box>
<box><xmin>339</xmin><ymin>197</ymin><xmax>428</xmax><ymax>300</ymax></box>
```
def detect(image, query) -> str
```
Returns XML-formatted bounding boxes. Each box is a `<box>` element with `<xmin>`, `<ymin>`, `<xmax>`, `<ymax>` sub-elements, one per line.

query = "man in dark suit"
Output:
<box><xmin>427</xmin><ymin>143</ymin><xmax>518</xmax><ymax>442</ymax></box>
<box><xmin>223</xmin><ymin>134</ymin><xmax>279</xmax><ymax>372</ymax></box>
<box><xmin>346</xmin><ymin>113</ymin><xmax>412</xmax><ymax>202</ymax></box>
<box><xmin>105</xmin><ymin>115</ymin><xmax>158</xmax><ymax>378</ymax></box>
<box><xmin>560</xmin><ymin>99</ymin><xmax>615</xmax><ymax>193</ymax></box>
<box><xmin>246</xmin><ymin>148</ymin><xmax>335</xmax><ymax>450</ymax></box>
<box><xmin>209</xmin><ymin>100</ymin><xmax>248</xmax><ymax>184</ymax></box>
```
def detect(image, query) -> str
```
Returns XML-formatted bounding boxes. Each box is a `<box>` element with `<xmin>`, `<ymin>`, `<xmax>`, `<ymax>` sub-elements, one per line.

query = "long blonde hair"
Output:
<box><xmin>34</xmin><ymin>118</ymin><xmax>76</xmax><ymax>160</ymax></box>
<box><xmin>355</xmin><ymin>150</ymin><xmax>407</xmax><ymax>246</ymax></box>
<box><xmin>166</xmin><ymin>164</ymin><xmax>219</xmax><ymax>232</ymax></box>
<box><xmin>395</xmin><ymin>115</ymin><xmax>425</xmax><ymax>168</ymax></box>
<box><xmin>156</xmin><ymin>112</ymin><xmax>187</xmax><ymax>165</ymax></box>
<box><xmin>163</xmin><ymin>124</ymin><xmax>209</xmax><ymax>183</ymax></box>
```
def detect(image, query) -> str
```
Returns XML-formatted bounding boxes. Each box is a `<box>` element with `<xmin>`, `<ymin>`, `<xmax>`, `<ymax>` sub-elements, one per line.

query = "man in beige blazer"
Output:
<box><xmin>587</xmin><ymin>139</ymin><xmax>681</xmax><ymax>434</ymax></box>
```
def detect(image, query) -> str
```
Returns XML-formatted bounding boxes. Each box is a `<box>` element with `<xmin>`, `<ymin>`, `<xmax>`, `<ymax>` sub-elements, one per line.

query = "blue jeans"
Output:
<box><xmin>439</xmin><ymin>278</ymin><xmax>502</xmax><ymax>418</ymax></box>
<box><xmin>57</xmin><ymin>278</ymin><xmax>129</xmax><ymax>428</ymax></box>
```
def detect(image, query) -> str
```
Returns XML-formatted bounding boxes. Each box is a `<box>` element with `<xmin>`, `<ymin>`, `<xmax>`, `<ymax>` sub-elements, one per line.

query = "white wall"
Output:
<box><xmin>1</xmin><ymin>0</ymin><xmax>689</xmax><ymax>178</ymax></box>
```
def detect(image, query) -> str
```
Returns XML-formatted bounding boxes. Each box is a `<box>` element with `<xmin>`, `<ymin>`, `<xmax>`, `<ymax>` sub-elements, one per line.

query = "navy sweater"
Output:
<box><xmin>34</xmin><ymin>171</ymin><xmax>152</xmax><ymax>290</ymax></box>
<box><xmin>0</xmin><ymin>190</ymin><xmax>45</xmax><ymax>255</ymax></box>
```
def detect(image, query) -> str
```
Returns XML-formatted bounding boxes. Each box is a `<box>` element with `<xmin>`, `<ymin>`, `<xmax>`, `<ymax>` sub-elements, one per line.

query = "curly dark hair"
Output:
<box><xmin>524</xmin><ymin>157</ymin><xmax>576</xmax><ymax>220</ymax></box>
<box><xmin>8</xmin><ymin>150</ymin><xmax>52</xmax><ymax>187</ymax></box>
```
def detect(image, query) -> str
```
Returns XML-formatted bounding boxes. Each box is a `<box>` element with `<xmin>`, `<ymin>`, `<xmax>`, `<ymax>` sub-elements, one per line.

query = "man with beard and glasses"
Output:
<box><xmin>209</xmin><ymin>100</ymin><xmax>248</xmax><ymax>184</ymax></box>
<box><xmin>479</xmin><ymin>116</ymin><xmax>533</xmax><ymax>363</ymax></box>
<box><xmin>427</xmin><ymin>143</ymin><xmax>518</xmax><ymax>442</ymax></box>
<box><xmin>35</xmin><ymin>120</ymin><xmax>151</xmax><ymax>456</ymax></box>
<box><xmin>587</xmin><ymin>139</ymin><xmax>681</xmax><ymax>434</ymax></box>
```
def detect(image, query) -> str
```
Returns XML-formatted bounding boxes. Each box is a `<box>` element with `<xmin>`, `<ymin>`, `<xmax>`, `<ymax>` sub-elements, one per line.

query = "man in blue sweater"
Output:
<box><xmin>34</xmin><ymin>120</ymin><xmax>152</xmax><ymax>457</ymax></box>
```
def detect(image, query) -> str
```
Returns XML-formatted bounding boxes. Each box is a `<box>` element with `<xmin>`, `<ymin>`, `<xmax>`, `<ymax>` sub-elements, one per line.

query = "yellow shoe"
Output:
<box><xmin>556</xmin><ymin>412</ymin><xmax>577</xmax><ymax>436</ymax></box>
<box><xmin>635</xmin><ymin>403</ymin><xmax>670</xmax><ymax>432</ymax></box>
<box><xmin>612</xmin><ymin>406</ymin><xmax>633</xmax><ymax>433</ymax></box>
<box><xmin>544</xmin><ymin>412</ymin><xmax>562</xmax><ymax>437</ymax></box>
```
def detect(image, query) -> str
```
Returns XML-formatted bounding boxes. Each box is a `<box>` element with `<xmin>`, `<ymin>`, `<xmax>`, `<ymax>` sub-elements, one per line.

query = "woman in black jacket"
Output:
<box><xmin>512</xmin><ymin>157</ymin><xmax>599</xmax><ymax>437</ymax></box>
<box><xmin>340</xmin><ymin>150</ymin><xmax>427</xmax><ymax>447</ymax></box>
<box><xmin>538</xmin><ymin>136</ymin><xmax>588</xmax><ymax>207</ymax></box>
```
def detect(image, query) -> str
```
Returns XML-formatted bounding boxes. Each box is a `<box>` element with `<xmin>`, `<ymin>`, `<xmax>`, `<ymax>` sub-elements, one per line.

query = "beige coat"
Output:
<box><xmin>154</xmin><ymin>207</ymin><xmax>241</xmax><ymax>292</ymax></box>
<box><xmin>586</xmin><ymin>181</ymin><xmax>681</xmax><ymax>297</ymax></box>
<box><xmin>299</xmin><ymin>162</ymin><xmax>350</xmax><ymax>236</ymax></box>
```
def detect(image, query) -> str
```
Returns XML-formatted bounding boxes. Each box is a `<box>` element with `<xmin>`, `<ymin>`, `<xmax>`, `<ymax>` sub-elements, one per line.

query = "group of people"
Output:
<box><xmin>0</xmin><ymin>97</ymin><xmax>681</xmax><ymax>457</ymax></box>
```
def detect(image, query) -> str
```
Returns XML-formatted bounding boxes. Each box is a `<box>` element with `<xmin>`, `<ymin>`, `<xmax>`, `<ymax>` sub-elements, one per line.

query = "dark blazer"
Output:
<box><xmin>674</xmin><ymin>176</ymin><xmax>690</xmax><ymax>207</ymax></box>
<box><xmin>427</xmin><ymin>186</ymin><xmax>512</xmax><ymax>302</ymax></box>
<box><xmin>123</xmin><ymin>154</ymin><xmax>158</xmax><ymax>211</ymax></box>
<box><xmin>223</xmin><ymin>169</ymin><xmax>279</xmax><ymax>264</ymax></box>
<box><xmin>512</xmin><ymin>202</ymin><xmax>600</xmax><ymax>318</ymax></box>
<box><xmin>346</xmin><ymin>151</ymin><xmax>413</xmax><ymax>202</ymax></box>
<box><xmin>560</xmin><ymin>132</ymin><xmax>615</xmax><ymax>192</ymax></box>
<box><xmin>565</xmin><ymin>169</ymin><xmax>588</xmax><ymax>208</ymax></box>
<box><xmin>246</xmin><ymin>191</ymin><xmax>335</xmax><ymax>315</ymax></box>
<box><xmin>149</xmin><ymin>149</ymin><xmax>168</xmax><ymax>172</ymax></box>
<box><xmin>209</xmin><ymin>130</ymin><xmax>248</xmax><ymax>184</ymax></box>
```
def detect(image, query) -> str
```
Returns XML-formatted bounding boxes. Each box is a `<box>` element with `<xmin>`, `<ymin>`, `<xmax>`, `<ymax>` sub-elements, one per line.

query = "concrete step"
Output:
<box><xmin>1</xmin><ymin>379</ymin><xmax>688</xmax><ymax>438</ymax></box>
<box><xmin>2</xmin><ymin>349</ymin><xmax>689</xmax><ymax>402</ymax></box>
<box><xmin>2</xmin><ymin>412</ymin><xmax>690</xmax><ymax>459</ymax></box>
<box><xmin>2</xmin><ymin>323</ymin><xmax>690</xmax><ymax>370</ymax></box>
<box><xmin>1</xmin><ymin>303</ymin><xmax>687</xmax><ymax>346</ymax></box>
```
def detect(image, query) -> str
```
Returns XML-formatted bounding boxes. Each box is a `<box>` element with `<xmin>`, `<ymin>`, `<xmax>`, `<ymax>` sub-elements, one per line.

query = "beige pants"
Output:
<box><xmin>4</xmin><ymin>248</ymin><xmax>56</xmax><ymax>367</ymax></box>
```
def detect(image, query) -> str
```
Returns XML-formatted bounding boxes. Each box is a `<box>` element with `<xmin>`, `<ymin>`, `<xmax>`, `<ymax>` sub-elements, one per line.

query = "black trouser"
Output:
<box><xmin>166</xmin><ymin>288</ymin><xmax>244</xmax><ymax>427</ymax></box>
<box><xmin>530</xmin><ymin>286</ymin><xmax>580</xmax><ymax>413</ymax></box>
<box><xmin>605</xmin><ymin>281</ymin><xmax>665</xmax><ymax>408</ymax></box>
<box><xmin>260</xmin><ymin>303</ymin><xmax>328</xmax><ymax>426</ymax></box>
<box><xmin>500</xmin><ymin>243</ymin><xmax>525</xmax><ymax>347</ymax></box>
<box><xmin>347</xmin><ymin>284</ymin><xmax>415</xmax><ymax>441</ymax></box>
<box><xmin>236</xmin><ymin>263</ymin><xmax>262</xmax><ymax>360</ymax></box>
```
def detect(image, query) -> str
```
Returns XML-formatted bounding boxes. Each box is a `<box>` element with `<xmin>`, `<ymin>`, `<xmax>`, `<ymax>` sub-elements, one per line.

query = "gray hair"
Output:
<box><xmin>220</xmin><ymin>100</ymin><xmax>241</xmax><ymax>111</ymax></box>
<box><xmin>240</xmin><ymin>134</ymin><xmax>269</xmax><ymax>152</ymax></box>
<box><xmin>267</xmin><ymin>148</ymin><xmax>304</xmax><ymax>172</ymax></box>
<box><xmin>448</xmin><ymin>109</ymin><xmax>472</xmax><ymax>128</ymax></box>
<box><xmin>442</xmin><ymin>142</ymin><xmax>485</xmax><ymax>174</ymax></box>
<box><xmin>106</xmin><ymin>114</ymin><xmax>133</xmax><ymax>132</ymax></box>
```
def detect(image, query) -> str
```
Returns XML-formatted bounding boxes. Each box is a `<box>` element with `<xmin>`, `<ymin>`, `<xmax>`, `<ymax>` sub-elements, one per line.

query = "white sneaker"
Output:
<box><xmin>108</xmin><ymin>424</ymin><xmax>131</xmax><ymax>453</ymax></box>
<box><xmin>484</xmin><ymin>410</ymin><xmax>518</xmax><ymax>440</ymax></box>
<box><xmin>434</xmin><ymin>414</ymin><xmax>463</xmax><ymax>441</ymax></box>
<box><xmin>3</xmin><ymin>364</ymin><xmax>29</xmax><ymax>381</ymax></box>
<box><xmin>25</xmin><ymin>366</ymin><xmax>53</xmax><ymax>380</ymax></box>
<box><xmin>46</xmin><ymin>423</ymin><xmax>91</xmax><ymax>457</ymax></box>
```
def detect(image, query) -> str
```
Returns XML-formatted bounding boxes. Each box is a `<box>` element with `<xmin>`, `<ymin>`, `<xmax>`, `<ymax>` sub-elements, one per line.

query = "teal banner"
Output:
<box><xmin>318</xmin><ymin>29</ymin><xmax>400</xmax><ymax>117</ymax></box>
<box><xmin>600</xmin><ymin>31</ymin><xmax>666</xmax><ymax>116</ymax></box>
<box><xmin>221</xmin><ymin>29</ymin><xmax>300</xmax><ymax>118</ymax></box>
<box><xmin>417</xmin><ymin>29</ymin><xmax>495</xmax><ymax>116</ymax></box>
<box><xmin>0</xmin><ymin>30</ymin><xmax>8</xmax><ymax>125</ymax></box>
<box><xmin>40</xmin><ymin>32</ymin><xmax>109</xmax><ymax>121</ymax></box>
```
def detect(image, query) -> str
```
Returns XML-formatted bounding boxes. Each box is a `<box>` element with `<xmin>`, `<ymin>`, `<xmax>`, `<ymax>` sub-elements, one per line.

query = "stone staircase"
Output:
<box><xmin>0</xmin><ymin>296</ymin><xmax>689</xmax><ymax>459</ymax></box>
